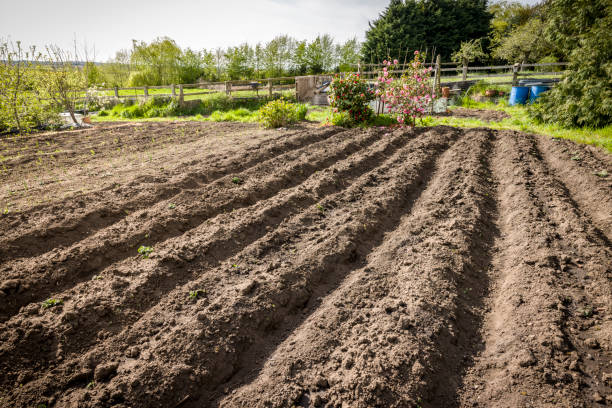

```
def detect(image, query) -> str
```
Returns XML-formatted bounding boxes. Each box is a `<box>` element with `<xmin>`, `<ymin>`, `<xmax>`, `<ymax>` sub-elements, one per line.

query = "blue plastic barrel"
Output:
<box><xmin>529</xmin><ymin>85</ymin><xmax>550</xmax><ymax>102</ymax></box>
<box><xmin>509</xmin><ymin>86</ymin><xmax>530</xmax><ymax>105</ymax></box>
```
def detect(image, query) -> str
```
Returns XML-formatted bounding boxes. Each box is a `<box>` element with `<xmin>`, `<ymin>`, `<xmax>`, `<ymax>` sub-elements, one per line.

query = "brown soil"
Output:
<box><xmin>435</xmin><ymin>107</ymin><xmax>511</xmax><ymax>122</ymax></box>
<box><xmin>0</xmin><ymin>122</ymin><xmax>610</xmax><ymax>408</ymax></box>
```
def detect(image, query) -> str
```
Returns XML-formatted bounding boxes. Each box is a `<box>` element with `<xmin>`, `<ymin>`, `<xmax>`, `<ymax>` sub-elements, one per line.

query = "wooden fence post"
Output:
<box><xmin>225</xmin><ymin>81</ymin><xmax>231</xmax><ymax>97</ymax></box>
<box><xmin>462</xmin><ymin>61</ymin><xmax>468</xmax><ymax>81</ymax></box>
<box><xmin>171</xmin><ymin>84</ymin><xmax>176</xmax><ymax>98</ymax></box>
<box><xmin>512</xmin><ymin>63</ymin><xmax>520</xmax><ymax>86</ymax></box>
<box><xmin>179</xmin><ymin>85</ymin><xmax>184</xmax><ymax>105</ymax></box>
<box><xmin>114</xmin><ymin>86</ymin><xmax>119</xmax><ymax>98</ymax></box>
<box><xmin>268</xmin><ymin>79</ymin><xmax>273</xmax><ymax>98</ymax></box>
<box><xmin>143</xmin><ymin>86</ymin><xmax>149</xmax><ymax>100</ymax></box>
<box><xmin>434</xmin><ymin>54</ymin><xmax>441</xmax><ymax>96</ymax></box>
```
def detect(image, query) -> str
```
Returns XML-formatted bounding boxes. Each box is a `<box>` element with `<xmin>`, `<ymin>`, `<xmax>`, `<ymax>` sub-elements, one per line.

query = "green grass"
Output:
<box><xmin>303</xmin><ymin>102</ymin><xmax>611</xmax><ymax>153</ymax></box>
<box><xmin>427</xmin><ymin>100</ymin><xmax>612</xmax><ymax>153</ymax></box>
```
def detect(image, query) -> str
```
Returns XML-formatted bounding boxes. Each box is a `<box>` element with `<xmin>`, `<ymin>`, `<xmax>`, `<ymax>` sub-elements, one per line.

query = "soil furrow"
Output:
<box><xmin>0</xmin><ymin>127</ymin><xmax>378</xmax><ymax>321</ymax></box>
<box><xmin>0</xmin><ymin>127</ymin><xmax>428</xmax><ymax>406</ymax></box>
<box><xmin>0</xmin><ymin>126</ymin><xmax>342</xmax><ymax>262</ymax></box>
<box><xmin>535</xmin><ymin>134</ymin><xmax>612</xmax><ymax>240</ymax></box>
<box><xmin>0</xmin><ymin>126</ymin><xmax>408</xmax><ymax>372</ymax></box>
<box><xmin>220</xmin><ymin>128</ymin><xmax>497</xmax><ymax>408</ymax></box>
<box><xmin>1</xmin><ymin>127</ymin><xmax>458</xmax><ymax>408</ymax></box>
<box><xmin>458</xmin><ymin>130</ymin><xmax>612</xmax><ymax>407</ymax></box>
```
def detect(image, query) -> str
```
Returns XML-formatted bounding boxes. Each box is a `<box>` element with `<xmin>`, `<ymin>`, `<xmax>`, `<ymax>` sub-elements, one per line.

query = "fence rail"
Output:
<box><xmin>78</xmin><ymin>76</ymin><xmax>298</xmax><ymax>104</ymax></box>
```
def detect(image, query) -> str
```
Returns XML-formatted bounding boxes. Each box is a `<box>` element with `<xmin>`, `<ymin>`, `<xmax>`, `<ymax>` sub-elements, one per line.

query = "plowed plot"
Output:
<box><xmin>0</xmin><ymin>122</ymin><xmax>610</xmax><ymax>408</ymax></box>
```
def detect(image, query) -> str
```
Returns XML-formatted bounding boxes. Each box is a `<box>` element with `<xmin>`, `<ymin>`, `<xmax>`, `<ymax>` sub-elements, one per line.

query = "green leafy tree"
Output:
<box><xmin>492</xmin><ymin>18</ymin><xmax>549</xmax><ymax>64</ymax></box>
<box><xmin>488</xmin><ymin>1</ymin><xmax>541</xmax><ymax>49</ymax></box>
<box><xmin>362</xmin><ymin>0</ymin><xmax>492</xmax><ymax>63</ymax></box>
<box><xmin>530</xmin><ymin>0</ymin><xmax>612</xmax><ymax>128</ymax></box>
<box><xmin>130</xmin><ymin>37</ymin><xmax>182</xmax><ymax>85</ymax></box>
<box><xmin>225</xmin><ymin>43</ymin><xmax>254</xmax><ymax>80</ymax></box>
<box><xmin>177</xmin><ymin>48</ymin><xmax>205</xmax><ymax>83</ymax></box>
<box><xmin>452</xmin><ymin>38</ymin><xmax>487</xmax><ymax>66</ymax></box>
<box><xmin>336</xmin><ymin>38</ymin><xmax>361</xmax><ymax>72</ymax></box>
<box><xmin>0</xmin><ymin>40</ymin><xmax>54</xmax><ymax>132</ymax></box>
<box><xmin>306</xmin><ymin>34</ymin><xmax>335</xmax><ymax>74</ymax></box>
<box><xmin>291</xmin><ymin>40</ymin><xmax>309</xmax><ymax>75</ymax></box>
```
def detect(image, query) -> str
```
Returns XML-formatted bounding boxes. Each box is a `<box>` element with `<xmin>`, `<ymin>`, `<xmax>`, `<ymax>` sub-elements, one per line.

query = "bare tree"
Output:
<box><xmin>40</xmin><ymin>45</ymin><xmax>86</xmax><ymax>125</ymax></box>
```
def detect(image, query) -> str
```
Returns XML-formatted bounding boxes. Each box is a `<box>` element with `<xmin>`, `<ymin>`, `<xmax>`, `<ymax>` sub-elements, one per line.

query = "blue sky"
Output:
<box><xmin>0</xmin><ymin>0</ymin><xmax>540</xmax><ymax>61</ymax></box>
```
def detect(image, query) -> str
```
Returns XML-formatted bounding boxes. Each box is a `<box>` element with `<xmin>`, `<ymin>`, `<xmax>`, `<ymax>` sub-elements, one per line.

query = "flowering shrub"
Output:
<box><xmin>376</xmin><ymin>52</ymin><xmax>435</xmax><ymax>126</ymax></box>
<box><xmin>84</xmin><ymin>87</ymin><xmax>120</xmax><ymax>111</ymax></box>
<box><xmin>328</xmin><ymin>73</ymin><xmax>375</xmax><ymax>124</ymax></box>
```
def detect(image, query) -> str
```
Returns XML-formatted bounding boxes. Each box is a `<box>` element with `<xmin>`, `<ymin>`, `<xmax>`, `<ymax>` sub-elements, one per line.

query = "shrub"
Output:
<box><xmin>328</xmin><ymin>72</ymin><xmax>374</xmax><ymax>123</ymax></box>
<box><xmin>330</xmin><ymin>111</ymin><xmax>354</xmax><ymax>127</ymax></box>
<box><xmin>257</xmin><ymin>99</ymin><xmax>304</xmax><ymax>128</ymax></box>
<box><xmin>376</xmin><ymin>51</ymin><xmax>435</xmax><ymax>126</ymax></box>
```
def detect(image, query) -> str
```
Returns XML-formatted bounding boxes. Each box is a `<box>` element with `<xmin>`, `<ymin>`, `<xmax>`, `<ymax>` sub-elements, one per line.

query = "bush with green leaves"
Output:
<box><xmin>256</xmin><ymin>99</ymin><xmax>307</xmax><ymax>128</ymax></box>
<box><xmin>328</xmin><ymin>73</ymin><xmax>374</xmax><ymax>123</ymax></box>
<box><xmin>529</xmin><ymin>0</ymin><xmax>612</xmax><ymax>128</ymax></box>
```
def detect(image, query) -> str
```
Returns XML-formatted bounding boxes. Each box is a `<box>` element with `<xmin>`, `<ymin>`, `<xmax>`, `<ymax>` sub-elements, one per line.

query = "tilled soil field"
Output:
<box><xmin>0</xmin><ymin>122</ymin><xmax>610</xmax><ymax>408</ymax></box>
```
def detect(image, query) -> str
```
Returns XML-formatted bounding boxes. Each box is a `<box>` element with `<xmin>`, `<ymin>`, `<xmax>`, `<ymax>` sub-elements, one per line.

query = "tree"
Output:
<box><xmin>101</xmin><ymin>49</ymin><xmax>132</xmax><ymax>87</ymax></box>
<box><xmin>291</xmin><ymin>40</ymin><xmax>309</xmax><ymax>75</ymax></box>
<box><xmin>225</xmin><ymin>43</ymin><xmax>254</xmax><ymax>80</ymax></box>
<box><xmin>336</xmin><ymin>38</ymin><xmax>361</xmax><ymax>72</ymax></box>
<box><xmin>263</xmin><ymin>35</ymin><xmax>295</xmax><ymax>77</ymax></box>
<box><xmin>488</xmin><ymin>1</ymin><xmax>541</xmax><ymax>49</ymax></box>
<box><xmin>178</xmin><ymin>48</ymin><xmax>205</xmax><ymax>83</ymax></box>
<box><xmin>452</xmin><ymin>38</ymin><xmax>487</xmax><ymax>66</ymax></box>
<box><xmin>530</xmin><ymin>0</ymin><xmax>612</xmax><ymax>128</ymax></box>
<box><xmin>492</xmin><ymin>18</ymin><xmax>549</xmax><ymax>63</ymax></box>
<box><xmin>0</xmin><ymin>40</ymin><xmax>46</xmax><ymax>132</ymax></box>
<box><xmin>362</xmin><ymin>0</ymin><xmax>491</xmax><ymax>63</ymax></box>
<box><xmin>39</xmin><ymin>45</ymin><xmax>87</xmax><ymax>125</ymax></box>
<box><xmin>130</xmin><ymin>37</ymin><xmax>182</xmax><ymax>85</ymax></box>
<box><xmin>305</xmin><ymin>35</ymin><xmax>335</xmax><ymax>74</ymax></box>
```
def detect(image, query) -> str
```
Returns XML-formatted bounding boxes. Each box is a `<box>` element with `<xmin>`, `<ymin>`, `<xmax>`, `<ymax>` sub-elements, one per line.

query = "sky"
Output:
<box><xmin>1</xmin><ymin>0</ymin><xmax>541</xmax><ymax>61</ymax></box>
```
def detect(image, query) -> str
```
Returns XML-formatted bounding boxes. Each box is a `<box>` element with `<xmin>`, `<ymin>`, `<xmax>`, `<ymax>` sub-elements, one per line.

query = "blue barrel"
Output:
<box><xmin>529</xmin><ymin>85</ymin><xmax>550</xmax><ymax>102</ymax></box>
<box><xmin>509</xmin><ymin>86</ymin><xmax>530</xmax><ymax>105</ymax></box>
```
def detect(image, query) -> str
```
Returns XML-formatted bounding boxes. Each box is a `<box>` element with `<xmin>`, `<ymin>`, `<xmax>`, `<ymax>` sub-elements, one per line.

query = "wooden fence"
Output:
<box><xmin>82</xmin><ymin>77</ymin><xmax>296</xmax><ymax>104</ymax></box>
<box><xmin>355</xmin><ymin>60</ymin><xmax>568</xmax><ymax>89</ymax></box>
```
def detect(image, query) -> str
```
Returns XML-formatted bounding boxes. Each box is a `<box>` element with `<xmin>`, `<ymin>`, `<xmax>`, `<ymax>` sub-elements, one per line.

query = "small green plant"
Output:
<box><xmin>188</xmin><ymin>289</ymin><xmax>205</xmax><ymax>300</ymax></box>
<box><xmin>86</xmin><ymin>381</ymin><xmax>96</xmax><ymax>389</ymax></box>
<box><xmin>316</xmin><ymin>203</ymin><xmax>325</xmax><ymax>213</ymax></box>
<box><xmin>168</xmin><ymin>203</ymin><xmax>176</xmax><ymax>209</ymax></box>
<box><xmin>138</xmin><ymin>245</ymin><xmax>153</xmax><ymax>259</ymax></box>
<box><xmin>330</xmin><ymin>111</ymin><xmax>355</xmax><ymax>127</ymax></box>
<box><xmin>231</xmin><ymin>176</ymin><xmax>243</xmax><ymax>185</ymax></box>
<box><xmin>91</xmin><ymin>274</ymin><xmax>103</xmax><ymax>280</ymax></box>
<box><xmin>41</xmin><ymin>298</ymin><xmax>63</xmax><ymax>309</ymax></box>
<box><xmin>582</xmin><ymin>307</ymin><xmax>593</xmax><ymax>318</ymax></box>
<box><xmin>571</xmin><ymin>154</ymin><xmax>582</xmax><ymax>161</ymax></box>
<box><xmin>595</xmin><ymin>169</ymin><xmax>608</xmax><ymax>177</ymax></box>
